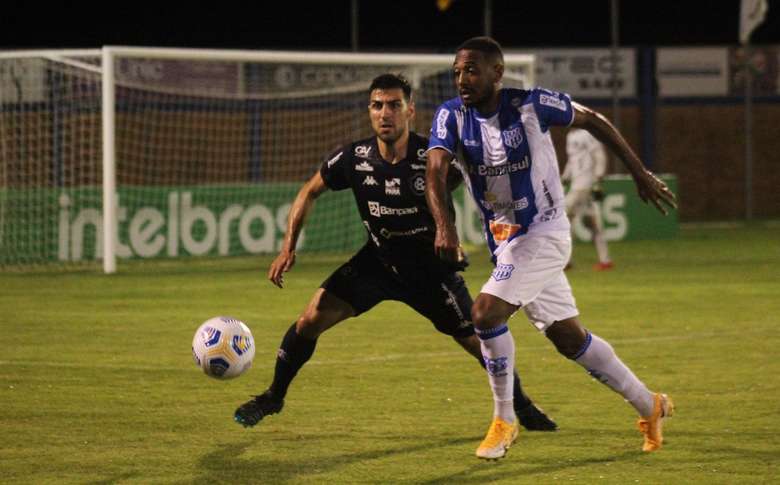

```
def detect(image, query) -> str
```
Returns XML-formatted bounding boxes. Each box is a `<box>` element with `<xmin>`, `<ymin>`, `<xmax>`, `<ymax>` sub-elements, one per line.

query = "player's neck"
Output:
<box><xmin>377</xmin><ymin>131</ymin><xmax>409</xmax><ymax>165</ymax></box>
<box><xmin>474</xmin><ymin>90</ymin><xmax>502</xmax><ymax>117</ymax></box>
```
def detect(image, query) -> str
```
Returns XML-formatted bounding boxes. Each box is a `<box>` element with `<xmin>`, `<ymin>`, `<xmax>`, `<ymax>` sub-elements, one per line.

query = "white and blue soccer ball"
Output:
<box><xmin>192</xmin><ymin>316</ymin><xmax>255</xmax><ymax>379</ymax></box>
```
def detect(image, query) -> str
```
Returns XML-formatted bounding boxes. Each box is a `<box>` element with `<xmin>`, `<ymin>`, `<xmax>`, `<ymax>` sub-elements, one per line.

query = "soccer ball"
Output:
<box><xmin>192</xmin><ymin>316</ymin><xmax>255</xmax><ymax>379</ymax></box>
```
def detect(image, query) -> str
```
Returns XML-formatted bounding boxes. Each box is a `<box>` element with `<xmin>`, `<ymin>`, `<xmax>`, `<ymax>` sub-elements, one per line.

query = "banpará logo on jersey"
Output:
<box><xmin>436</xmin><ymin>108</ymin><xmax>450</xmax><ymax>139</ymax></box>
<box><xmin>409</xmin><ymin>174</ymin><xmax>425</xmax><ymax>195</ymax></box>
<box><xmin>368</xmin><ymin>201</ymin><xmax>419</xmax><ymax>217</ymax></box>
<box><xmin>480</xmin><ymin>196</ymin><xmax>528</xmax><ymax>212</ymax></box>
<box><xmin>354</xmin><ymin>145</ymin><xmax>373</xmax><ymax>158</ymax></box>
<box><xmin>472</xmin><ymin>157</ymin><xmax>529</xmax><ymax>177</ymax></box>
<box><xmin>362</xmin><ymin>175</ymin><xmax>378</xmax><ymax>186</ymax></box>
<box><xmin>355</xmin><ymin>160</ymin><xmax>374</xmax><ymax>172</ymax></box>
<box><xmin>491</xmin><ymin>263</ymin><xmax>515</xmax><ymax>281</ymax></box>
<box><xmin>385</xmin><ymin>178</ymin><xmax>401</xmax><ymax>196</ymax></box>
<box><xmin>502</xmin><ymin>127</ymin><xmax>524</xmax><ymax>149</ymax></box>
<box><xmin>326</xmin><ymin>151</ymin><xmax>343</xmax><ymax>168</ymax></box>
<box><xmin>539</xmin><ymin>93</ymin><xmax>567</xmax><ymax>111</ymax></box>
<box><xmin>416</xmin><ymin>148</ymin><xmax>427</xmax><ymax>160</ymax></box>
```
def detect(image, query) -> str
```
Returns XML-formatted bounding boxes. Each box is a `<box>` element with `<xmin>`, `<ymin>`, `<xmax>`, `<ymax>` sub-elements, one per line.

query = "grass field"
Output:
<box><xmin>2</xmin><ymin>222</ymin><xmax>779</xmax><ymax>484</ymax></box>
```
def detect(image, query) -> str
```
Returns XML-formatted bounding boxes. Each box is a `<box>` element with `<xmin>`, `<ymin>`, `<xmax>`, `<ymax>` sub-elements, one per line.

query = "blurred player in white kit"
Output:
<box><xmin>562</xmin><ymin>128</ymin><xmax>612</xmax><ymax>271</ymax></box>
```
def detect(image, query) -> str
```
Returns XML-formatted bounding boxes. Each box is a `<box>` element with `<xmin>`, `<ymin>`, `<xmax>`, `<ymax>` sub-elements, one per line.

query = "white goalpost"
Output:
<box><xmin>0</xmin><ymin>46</ymin><xmax>534</xmax><ymax>273</ymax></box>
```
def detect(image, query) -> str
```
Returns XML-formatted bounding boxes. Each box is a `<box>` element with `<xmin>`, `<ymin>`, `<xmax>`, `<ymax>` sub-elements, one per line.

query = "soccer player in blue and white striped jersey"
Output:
<box><xmin>425</xmin><ymin>37</ymin><xmax>677</xmax><ymax>459</ymax></box>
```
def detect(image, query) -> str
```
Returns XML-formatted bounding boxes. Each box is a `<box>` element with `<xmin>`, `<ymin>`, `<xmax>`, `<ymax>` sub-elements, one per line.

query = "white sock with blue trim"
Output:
<box><xmin>476</xmin><ymin>323</ymin><xmax>516</xmax><ymax>423</ymax></box>
<box><xmin>573</xmin><ymin>332</ymin><xmax>654</xmax><ymax>416</ymax></box>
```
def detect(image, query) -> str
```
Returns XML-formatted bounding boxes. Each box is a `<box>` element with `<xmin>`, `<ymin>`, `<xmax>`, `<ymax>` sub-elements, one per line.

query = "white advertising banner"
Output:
<box><xmin>657</xmin><ymin>47</ymin><xmax>729</xmax><ymax>96</ymax></box>
<box><xmin>509</xmin><ymin>48</ymin><xmax>637</xmax><ymax>98</ymax></box>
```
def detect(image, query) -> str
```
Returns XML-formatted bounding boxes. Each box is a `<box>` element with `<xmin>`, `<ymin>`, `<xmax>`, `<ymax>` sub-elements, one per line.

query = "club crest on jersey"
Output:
<box><xmin>409</xmin><ymin>173</ymin><xmax>425</xmax><ymax>195</ymax></box>
<box><xmin>484</xmin><ymin>356</ymin><xmax>509</xmax><ymax>376</ymax></box>
<box><xmin>385</xmin><ymin>178</ymin><xmax>401</xmax><ymax>196</ymax></box>
<box><xmin>354</xmin><ymin>145</ymin><xmax>372</xmax><ymax>158</ymax></box>
<box><xmin>502</xmin><ymin>127</ymin><xmax>524</xmax><ymax>149</ymax></box>
<box><xmin>491</xmin><ymin>263</ymin><xmax>515</xmax><ymax>281</ymax></box>
<box><xmin>363</xmin><ymin>175</ymin><xmax>378</xmax><ymax>186</ymax></box>
<box><xmin>355</xmin><ymin>161</ymin><xmax>374</xmax><ymax>172</ymax></box>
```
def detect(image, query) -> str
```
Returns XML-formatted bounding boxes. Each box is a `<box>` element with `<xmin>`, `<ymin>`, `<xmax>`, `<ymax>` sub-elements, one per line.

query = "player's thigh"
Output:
<box><xmin>298</xmin><ymin>288</ymin><xmax>355</xmax><ymax>337</ymax></box>
<box><xmin>402</xmin><ymin>272</ymin><xmax>475</xmax><ymax>339</ymax></box>
<box><xmin>319</xmin><ymin>245</ymin><xmax>396</xmax><ymax>319</ymax></box>
<box><xmin>522</xmin><ymin>270</ymin><xmax>579</xmax><ymax>334</ymax></box>
<box><xmin>565</xmin><ymin>189</ymin><xmax>590</xmax><ymax>217</ymax></box>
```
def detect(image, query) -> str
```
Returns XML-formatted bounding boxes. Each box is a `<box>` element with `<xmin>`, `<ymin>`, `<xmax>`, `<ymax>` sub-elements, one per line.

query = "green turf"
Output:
<box><xmin>2</xmin><ymin>222</ymin><xmax>779</xmax><ymax>484</ymax></box>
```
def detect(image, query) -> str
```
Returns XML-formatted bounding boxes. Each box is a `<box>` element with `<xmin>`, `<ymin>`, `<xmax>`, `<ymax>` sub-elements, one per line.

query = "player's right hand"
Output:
<box><xmin>434</xmin><ymin>226</ymin><xmax>461</xmax><ymax>263</ymax></box>
<box><xmin>268</xmin><ymin>250</ymin><xmax>296</xmax><ymax>288</ymax></box>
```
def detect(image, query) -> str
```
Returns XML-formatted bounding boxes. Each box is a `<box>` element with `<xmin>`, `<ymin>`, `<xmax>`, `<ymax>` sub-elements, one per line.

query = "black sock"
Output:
<box><xmin>269</xmin><ymin>323</ymin><xmax>317</xmax><ymax>399</ymax></box>
<box><xmin>477</xmin><ymin>356</ymin><xmax>532</xmax><ymax>409</ymax></box>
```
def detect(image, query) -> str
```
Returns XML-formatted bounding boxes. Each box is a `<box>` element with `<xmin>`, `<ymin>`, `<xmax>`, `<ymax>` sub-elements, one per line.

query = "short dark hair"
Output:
<box><xmin>369</xmin><ymin>73</ymin><xmax>412</xmax><ymax>101</ymax></box>
<box><xmin>456</xmin><ymin>36</ymin><xmax>504</xmax><ymax>65</ymax></box>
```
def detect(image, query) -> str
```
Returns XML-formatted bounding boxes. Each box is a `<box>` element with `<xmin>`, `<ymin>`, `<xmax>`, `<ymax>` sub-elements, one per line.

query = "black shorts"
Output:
<box><xmin>321</xmin><ymin>245</ymin><xmax>475</xmax><ymax>338</ymax></box>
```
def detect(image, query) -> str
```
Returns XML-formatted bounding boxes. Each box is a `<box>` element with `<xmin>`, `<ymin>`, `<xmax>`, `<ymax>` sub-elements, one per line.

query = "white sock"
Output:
<box><xmin>593</xmin><ymin>231</ymin><xmax>610</xmax><ymax>264</ymax></box>
<box><xmin>574</xmin><ymin>332</ymin><xmax>654</xmax><ymax>416</ymax></box>
<box><xmin>476</xmin><ymin>323</ymin><xmax>515</xmax><ymax>423</ymax></box>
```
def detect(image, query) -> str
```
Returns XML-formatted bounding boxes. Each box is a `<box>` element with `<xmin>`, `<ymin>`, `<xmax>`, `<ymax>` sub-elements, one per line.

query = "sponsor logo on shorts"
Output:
<box><xmin>436</xmin><ymin>108</ymin><xmax>450</xmax><ymax>139</ymax></box>
<box><xmin>355</xmin><ymin>161</ymin><xmax>374</xmax><ymax>172</ymax></box>
<box><xmin>485</xmin><ymin>356</ymin><xmax>509</xmax><ymax>376</ymax></box>
<box><xmin>491</xmin><ymin>263</ymin><xmax>515</xmax><ymax>281</ymax></box>
<box><xmin>368</xmin><ymin>201</ymin><xmax>419</xmax><ymax>217</ymax></box>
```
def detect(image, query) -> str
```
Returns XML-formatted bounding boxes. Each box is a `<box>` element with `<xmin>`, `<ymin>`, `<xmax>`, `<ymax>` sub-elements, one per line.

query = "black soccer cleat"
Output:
<box><xmin>234</xmin><ymin>390</ymin><xmax>284</xmax><ymax>427</ymax></box>
<box><xmin>516</xmin><ymin>402</ymin><xmax>558</xmax><ymax>431</ymax></box>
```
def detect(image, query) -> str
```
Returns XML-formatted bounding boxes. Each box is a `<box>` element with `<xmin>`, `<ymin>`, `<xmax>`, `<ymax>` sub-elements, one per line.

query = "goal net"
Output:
<box><xmin>0</xmin><ymin>47</ymin><xmax>534</xmax><ymax>271</ymax></box>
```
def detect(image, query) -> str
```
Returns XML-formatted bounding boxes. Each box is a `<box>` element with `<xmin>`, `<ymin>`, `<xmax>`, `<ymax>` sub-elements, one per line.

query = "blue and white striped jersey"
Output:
<box><xmin>428</xmin><ymin>87</ymin><xmax>574</xmax><ymax>256</ymax></box>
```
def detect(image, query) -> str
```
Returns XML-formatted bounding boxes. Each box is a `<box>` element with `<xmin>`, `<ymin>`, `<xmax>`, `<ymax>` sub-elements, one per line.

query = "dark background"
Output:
<box><xmin>2</xmin><ymin>0</ymin><xmax>778</xmax><ymax>51</ymax></box>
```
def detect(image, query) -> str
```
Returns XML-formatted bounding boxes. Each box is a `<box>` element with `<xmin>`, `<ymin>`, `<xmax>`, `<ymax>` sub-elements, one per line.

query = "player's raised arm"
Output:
<box><xmin>425</xmin><ymin>147</ymin><xmax>461</xmax><ymax>262</ymax></box>
<box><xmin>268</xmin><ymin>171</ymin><xmax>328</xmax><ymax>288</ymax></box>
<box><xmin>570</xmin><ymin>102</ymin><xmax>677</xmax><ymax>215</ymax></box>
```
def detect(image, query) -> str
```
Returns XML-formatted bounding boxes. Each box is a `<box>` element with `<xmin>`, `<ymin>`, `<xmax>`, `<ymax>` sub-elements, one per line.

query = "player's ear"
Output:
<box><xmin>493</xmin><ymin>63</ymin><xmax>504</xmax><ymax>83</ymax></box>
<box><xmin>406</xmin><ymin>100</ymin><xmax>416</xmax><ymax>120</ymax></box>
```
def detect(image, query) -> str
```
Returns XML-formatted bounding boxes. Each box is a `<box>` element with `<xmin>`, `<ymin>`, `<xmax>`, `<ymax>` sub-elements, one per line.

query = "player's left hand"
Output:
<box><xmin>268</xmin><ymin>250</ymin><xmax>296</xmax><ymax>288</ymax></box>
<box><xmin>635</xmin><ymin>170</ymin><xmax>677</xmax><ymax>215</ymax></box>
<box><xmin>434</xmin><ymin>225</ymin><xmax>462</xmax><ymax>263</ymax></box>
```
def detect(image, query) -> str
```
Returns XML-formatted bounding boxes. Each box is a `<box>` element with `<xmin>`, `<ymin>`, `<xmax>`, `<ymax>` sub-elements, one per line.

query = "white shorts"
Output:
<box><xmin>480</xmin><ymin>232</ymin><xmax>579</xmax><ymax>332</ymax></box>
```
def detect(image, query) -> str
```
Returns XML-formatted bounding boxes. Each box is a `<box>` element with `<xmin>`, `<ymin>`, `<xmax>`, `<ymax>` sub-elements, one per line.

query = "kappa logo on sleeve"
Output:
<box><xmin>491</xmin><ymin>263</ymin><xmax>515</xmax><ymax>281</ymax></box>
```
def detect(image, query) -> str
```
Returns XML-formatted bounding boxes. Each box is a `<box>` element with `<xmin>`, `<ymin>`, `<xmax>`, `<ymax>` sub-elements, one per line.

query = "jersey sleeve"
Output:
<box><xmin>427</xmin><ymin>103</ymin><xmax>458</xmax><ymax>155</ymax></box>
<box><xmin>319</xmin><ymin>146</ymin><xmax>351</xmax><ymax>191</ymax></box>
<box><xmin>531</xmin><ymin>88</ymin><xmax>575</xmax><ymax>132</ymax></box>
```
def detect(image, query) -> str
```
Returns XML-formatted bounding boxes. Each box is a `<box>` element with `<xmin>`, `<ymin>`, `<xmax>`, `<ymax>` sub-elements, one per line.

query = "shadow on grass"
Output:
<box><xmin>195</xmin><ymin>434</ymin><xmax>482</xmax><ymax>483</ymax></box>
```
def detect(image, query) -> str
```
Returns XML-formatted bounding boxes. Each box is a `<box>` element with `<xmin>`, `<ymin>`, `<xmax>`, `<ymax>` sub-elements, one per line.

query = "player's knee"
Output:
<box><xmin>471</xmin><ymin>300</ymin><xmax>500</xmax><ymax>330</ymax></box>
<box><xmin>545</xmin><ymin>319</ymin><xmax>588</xmax><ymax>359</ymax></box>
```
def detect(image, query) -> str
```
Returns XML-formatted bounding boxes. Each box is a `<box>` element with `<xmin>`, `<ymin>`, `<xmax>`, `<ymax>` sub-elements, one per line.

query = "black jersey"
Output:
<box><xmin>320</xmin><ymin>132</ymin><xmax>460</xmax><ymax>275</ymax></box>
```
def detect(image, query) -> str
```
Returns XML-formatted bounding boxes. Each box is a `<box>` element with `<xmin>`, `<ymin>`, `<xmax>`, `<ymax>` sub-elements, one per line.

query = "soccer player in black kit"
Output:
<box><xmin>234</xmin><ymin>74</ymin><xmax>556</xmax><ymax>431</ymax></box>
